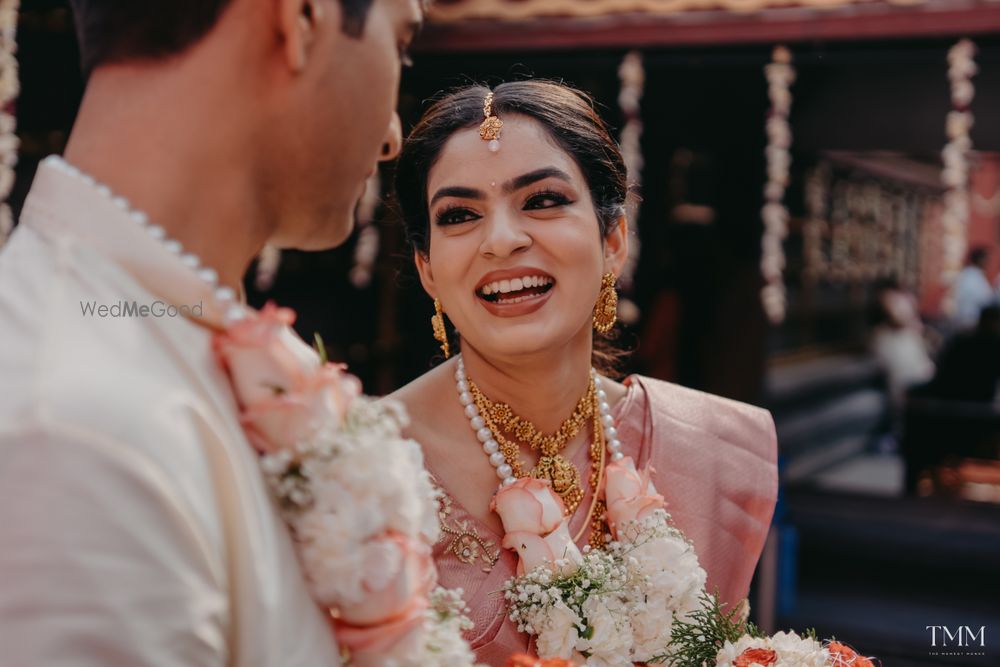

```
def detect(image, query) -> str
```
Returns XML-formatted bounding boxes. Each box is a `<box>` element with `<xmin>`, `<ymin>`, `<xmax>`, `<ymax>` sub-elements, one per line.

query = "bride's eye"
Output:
<box><xmin>524</xmin><ymin>191</ymin><xmax>573</xmax><ymax>210</ymax></box>
<box><xmin>435</xmin><ymin>205</ymin><xmax>481</xmax><ymax>226</ymax></box>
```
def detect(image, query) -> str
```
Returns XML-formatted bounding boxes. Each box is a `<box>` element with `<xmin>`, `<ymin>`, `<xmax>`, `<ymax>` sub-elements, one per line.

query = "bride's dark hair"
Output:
<box><xmin>394</xmin><ymin>80</ymin><xmax>630</xmax><ymax>373</ymax></box>
<box><xmin>395</xmin><ymin>80</ymin><xmax>628</xmax><ymax>256</ymax></box>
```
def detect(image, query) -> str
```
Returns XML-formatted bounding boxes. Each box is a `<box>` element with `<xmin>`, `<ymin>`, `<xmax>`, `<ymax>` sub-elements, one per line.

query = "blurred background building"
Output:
<box><xmin>9</xmin><ymin>1</ymin><xmax>1000</xmax><ymax>665</ymax></box>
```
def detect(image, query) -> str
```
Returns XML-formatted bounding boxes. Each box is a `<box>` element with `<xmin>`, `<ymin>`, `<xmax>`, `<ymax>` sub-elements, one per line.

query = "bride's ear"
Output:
<box><xmin>278</xmin><ymin>0</ymin><xmax>323</xmax><ymax>73</ymax></box>
<box><xmin>414</xmin><ymin>250</ymin><xmax>437</xmax><ymax>299</ymax></box>
<box><xmin>604</xmin><ymin>215</ymin><xmax>629</xmax><ymax>276</ymax></box>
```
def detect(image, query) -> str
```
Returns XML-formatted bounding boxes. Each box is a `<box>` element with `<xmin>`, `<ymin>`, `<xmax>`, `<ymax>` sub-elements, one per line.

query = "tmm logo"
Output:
<box><xmin>926</xmin><ymin>626</ymin><xmax>986</xmax><ymax>647</ymax></box>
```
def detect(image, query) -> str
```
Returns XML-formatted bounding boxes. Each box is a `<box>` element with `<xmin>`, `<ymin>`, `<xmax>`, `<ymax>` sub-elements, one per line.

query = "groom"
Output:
<box><xmin>0</xmin><ymin>0</ymin><xmax>421</xmax><ymax>664</ymax></box>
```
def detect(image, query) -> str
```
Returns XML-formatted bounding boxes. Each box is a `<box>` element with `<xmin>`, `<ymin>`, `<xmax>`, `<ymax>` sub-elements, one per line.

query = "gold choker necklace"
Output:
<box><xmin>467</xmin><ymin>377</ymin><xmax>598</xmax><ymax>514</ymax></box>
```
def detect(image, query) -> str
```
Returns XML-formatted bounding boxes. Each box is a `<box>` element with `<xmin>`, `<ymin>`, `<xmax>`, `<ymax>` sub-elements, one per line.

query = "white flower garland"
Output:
<box><xmin>941</xmin><ymin>38</ymin><xmax>977</xmax><ymax>284</ymax></box>
<box><xmin>616</xmin><ymin>50</ymin><xmax>644</xmax><ymax>324</ymax></box>
<box><xmin>259</xmin><ymin>395</ymin><xmax>478</xmax><ymax>666</ymax></box>
<box><xmin>0</xmin><ymin>0</ymin><xmax>20</xmax><ymax>248</ymax></box>
<box><xmin>761</xmin><ymin>45</ymin><xmax>794</xmax><ymax>324</ymax></box>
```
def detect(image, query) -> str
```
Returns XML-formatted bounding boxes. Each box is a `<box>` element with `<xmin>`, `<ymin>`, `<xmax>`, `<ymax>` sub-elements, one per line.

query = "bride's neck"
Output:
<box><xmin>458</xmin><ymin>337</ymin><xmax>595</xmax><ymax>433</ymax></box>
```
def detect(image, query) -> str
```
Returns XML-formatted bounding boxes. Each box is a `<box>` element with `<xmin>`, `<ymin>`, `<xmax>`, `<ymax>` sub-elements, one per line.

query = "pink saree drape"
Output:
<box><xmin>430</xmin><ymin>375</ymin><xmax>779</xmax><ymax>666</ymax></box>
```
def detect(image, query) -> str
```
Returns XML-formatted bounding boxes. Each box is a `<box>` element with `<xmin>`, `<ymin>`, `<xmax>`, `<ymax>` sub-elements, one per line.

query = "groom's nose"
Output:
<box><xmin>379</xmin><ymin>113</ymin><xmax>403</xmax><ymax>161</ymax></box>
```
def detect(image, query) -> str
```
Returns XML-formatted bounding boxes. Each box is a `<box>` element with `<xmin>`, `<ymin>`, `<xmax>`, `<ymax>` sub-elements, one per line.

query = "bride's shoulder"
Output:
<box><xmin>627</xmin><ymin>374</ymin><xmax>777</xmax><ymax>460</ymax></box>
<box><xmin>386</xmin><ymin>358</ymin><xmax>457</xmax><ymax>408</ymax></box>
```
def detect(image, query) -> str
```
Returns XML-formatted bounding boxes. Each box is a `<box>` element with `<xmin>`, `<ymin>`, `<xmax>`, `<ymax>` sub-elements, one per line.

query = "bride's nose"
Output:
<box><xmin>479</xmin><ymin>210</ymin><xmax>531</xmax><ymax>259</ymax></box>
<box><xmin>379</xmin><ymin>113</ymin><xmax>402</xmax><ymax>161</ymax></box>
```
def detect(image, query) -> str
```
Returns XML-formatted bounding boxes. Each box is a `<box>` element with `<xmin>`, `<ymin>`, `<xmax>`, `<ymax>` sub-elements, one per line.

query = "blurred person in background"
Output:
<box><xmin>952</xmin><ymin>246</ymin><xmax>996</xmax><ymax>330</ymax></box>
<box><xmin>929</xmin><ymin>304</ymin><xmax>1000</xmax><ymax>403</ymax></box>
<box><xmin>871</xmin><ymin>279</ymin><xmax>935</xmax><ymax>434</ymax></box>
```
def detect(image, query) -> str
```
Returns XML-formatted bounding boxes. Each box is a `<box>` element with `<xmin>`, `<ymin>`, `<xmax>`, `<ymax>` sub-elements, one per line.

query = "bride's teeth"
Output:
<box><xmin>482</xmin><ymin>284</ymin><xmax>493</xmax><ymax>296</ymax></box>
<box><xmin>510</xmin><ymin>278</ymin><xmax>523</xmax><ymax>291</ymax></box>
<box><xmin>499</xmin><ymin>279</ymin><xmax>511</xmax><ymax>293</ymax></box>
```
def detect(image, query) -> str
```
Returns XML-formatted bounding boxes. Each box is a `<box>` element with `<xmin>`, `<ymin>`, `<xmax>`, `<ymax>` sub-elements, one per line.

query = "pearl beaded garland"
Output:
<box><xmin>45</xmin><ymin>156</ymin><xmax>246</xmax><ymax>326</ymax></box>
<box><xmin>455</xmin><ymin>355</ymin><xmax>623</xmax><ymax>490</ymax></box>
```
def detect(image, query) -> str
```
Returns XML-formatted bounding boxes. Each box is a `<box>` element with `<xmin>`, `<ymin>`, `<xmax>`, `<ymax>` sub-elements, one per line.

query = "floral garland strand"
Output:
<box><xmin>941</xmin><ymin>38</ymin><xmax>977</xmax><ymax>284</ymax></box>
<box><xmin>495</xmin><ymin>457</ymin><xmax>876</xmax><ymax>666</ymax></box>
<box><xmin>761</xmin><ymin>45</ymin><xmax>795</xmax><ymax>324</ymax></box>
<box><xmin>0</xmin><ymin>0</ymin><xmax>21</xmax><ymax>248</ymax></box>
<box><xmin>215</xmin><ymin>303</ymin><xmax>479</xmax><ymax>667</ymax></box>
<box><xmin>350</xmin><ymin>170</ymin><xmax>382</xmax><ymax>289</ymax></box>
<box><xmin>616</xmin><ymin>50</ymin><xmax>645</xmax><ymax>325</ymax></box>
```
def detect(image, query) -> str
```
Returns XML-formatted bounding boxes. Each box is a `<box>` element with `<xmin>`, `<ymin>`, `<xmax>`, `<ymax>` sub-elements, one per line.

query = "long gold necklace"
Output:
<box><xmin>467</xmin><ymin>376</ymin><xmax>597</xmax><ymax>514</ymax></box>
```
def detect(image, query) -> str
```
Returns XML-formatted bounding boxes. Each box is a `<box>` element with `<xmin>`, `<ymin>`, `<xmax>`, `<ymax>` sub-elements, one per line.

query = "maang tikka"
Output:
<box><xmin>479</xmin><ymin>91</ymin><xmax>502</xmax><ymax>152</ymax></box>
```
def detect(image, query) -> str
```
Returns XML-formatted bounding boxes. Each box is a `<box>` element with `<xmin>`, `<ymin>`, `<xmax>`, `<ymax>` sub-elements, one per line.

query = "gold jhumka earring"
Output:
<box><xmin>431</xmin><ymin>298</ymin><xmax>450</xmax><ymax>358</ymax></box>
<box><xmin>592</xmin><ymin>272</ymin><xmax>618</xmax><ymax>334</ymax></box>
<box><xmin>479</xmin><ymin>91</ymin><xmax>503</xmax><ymax>152</ymax></box>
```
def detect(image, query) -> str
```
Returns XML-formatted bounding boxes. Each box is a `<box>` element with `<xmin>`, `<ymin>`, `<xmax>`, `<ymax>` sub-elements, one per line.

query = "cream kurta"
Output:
<box><xmin>0</xmin><ymin>161</ymin><xmax>340</xmax><ymax>666</ymax></box>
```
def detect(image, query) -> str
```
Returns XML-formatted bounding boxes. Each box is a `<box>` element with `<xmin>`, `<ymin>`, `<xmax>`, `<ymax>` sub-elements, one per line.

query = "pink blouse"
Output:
<box><xmin>431</xmin><ymin>375</ymin><xmax>779</xmax><ymax>666</ymax></box>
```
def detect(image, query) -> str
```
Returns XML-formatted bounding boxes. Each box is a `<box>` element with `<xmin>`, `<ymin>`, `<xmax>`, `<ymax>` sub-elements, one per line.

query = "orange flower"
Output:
<box><xmin>505</xmin><ymin>654</ymin><xmax>574</xmax><ymax>667</ymax></box>
<box><xmin>827</xmin><ymin>641</ymin><xmax>875</xmax><ymax>667</ymax></box>
<box><xmin>733</xmin><ymin>647</ymin><xmax>778</xmax><ymax>666</ymax></box>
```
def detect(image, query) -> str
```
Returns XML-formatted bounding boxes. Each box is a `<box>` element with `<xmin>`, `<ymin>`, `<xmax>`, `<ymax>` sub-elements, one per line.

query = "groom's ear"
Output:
<box><xmin>414</xmin><ymin>250</ymin><xmax>437</xmax><ymax>299</ymax></box>
<box><xmin>278</xmin><ymin>0</ymin><xmax>323</xmax><ymax>73</ymax></box>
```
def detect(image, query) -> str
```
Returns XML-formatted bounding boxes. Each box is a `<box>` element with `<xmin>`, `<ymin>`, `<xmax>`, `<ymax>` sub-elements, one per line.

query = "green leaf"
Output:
<box><xmin>313</xmin><ymin>332</ymin><xmax>328</xmax><ymax>364</ymax></box>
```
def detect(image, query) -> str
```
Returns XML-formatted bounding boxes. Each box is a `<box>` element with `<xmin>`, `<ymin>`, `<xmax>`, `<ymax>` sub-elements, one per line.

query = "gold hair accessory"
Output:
<box><xmin>592</xmin><ymin>272</ymin><xmax>618</xmax><ymax>334</ymax></box>
<box><xmin>431</xmin><ymin>298</ymin><xmax>450</xmax><ymax>358</ymax></box>
<box><xmin>479</xmin><ymin>91</ymin><xmax>502</xmax><ymax>153</ymax></box>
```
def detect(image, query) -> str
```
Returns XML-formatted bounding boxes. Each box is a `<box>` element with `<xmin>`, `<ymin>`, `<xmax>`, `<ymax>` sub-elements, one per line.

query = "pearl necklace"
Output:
<box><xmin>454</xmin><ymin>355</ymin><xmax>623</xmax><ymax>490</ymax></box>
<box><xmin>45</xmin><ymin>155</ymin><xmax>247</xmax><ymax>325</ymax></box>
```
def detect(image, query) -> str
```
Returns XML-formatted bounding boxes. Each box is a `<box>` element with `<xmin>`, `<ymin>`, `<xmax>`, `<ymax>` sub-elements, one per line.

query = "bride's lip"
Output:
<box><xmin>476</xmin><ymin>284</ymin><xmax>554</xmax><ymax>318</ymax></box>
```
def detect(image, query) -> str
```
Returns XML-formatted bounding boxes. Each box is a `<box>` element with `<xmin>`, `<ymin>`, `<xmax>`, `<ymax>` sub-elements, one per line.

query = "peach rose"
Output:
<box><xmin>502</xmin><ymin>519</ymin><xmax>583</xmax><ymax>576</ymax></box>
<box><xmin>491</xmin><ymin>477</ymin><xmax>566</xmax><ymax>536</ymax></box>
<box><xmin>338</xmin><ymin>534</ymin><xmax>435</xmax><ymax>626</ymax></box>
<box><xmin>335</xmin><ymin>599</ymin><xmax>427</xmax><ymax>667</ymax></box>
<box><xmin>733</xmin><ymin>648</ymin><xmax>777</xmax><ymax>667</ymax></box>
<box><xmin>827</xmin><ymin>642</ymin><xmax>875</xmax><ymax>667</ymax></box>
<box><xmin>240</xmin><ymin>362</ymin><xmax>361</xmax><ymax>453</ymax></box>
<box><xmin>603</xmin><ymin>456</ymin><xmax>664</xmax><ymax>536</ymax></box>
<box><xmin>215</xmin><ymin>302</ymin><xmax>321</xmax><ymax>406</ymax></box>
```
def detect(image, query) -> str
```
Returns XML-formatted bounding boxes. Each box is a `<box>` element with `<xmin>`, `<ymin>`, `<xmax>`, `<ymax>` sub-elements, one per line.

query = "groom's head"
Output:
<box><xmin>68</xmin><ymin>0</ymin><xmax>422</xmax><ymax>249</ymax></box>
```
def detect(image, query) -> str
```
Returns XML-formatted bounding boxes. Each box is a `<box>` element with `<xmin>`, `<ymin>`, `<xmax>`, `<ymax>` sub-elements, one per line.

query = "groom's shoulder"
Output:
<box><xmin>0</xmin><ymin>232</ymin><xmax>227</xmax><ymax>470</ymax></box>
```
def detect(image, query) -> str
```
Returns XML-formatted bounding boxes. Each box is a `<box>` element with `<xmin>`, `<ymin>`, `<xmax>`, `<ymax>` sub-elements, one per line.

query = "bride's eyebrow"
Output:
<box><xmin>429</xmin><ymin>167</ymin><xmax>573</xmax><ymax>206</ymax></box>
<box><xmin>503</xmin><ymin>167</ymin><xmax>572</xmax><ymax>194</ymax></box>
<box><xmin>430</xmin><ymin>186</ymin><xmax>484</xmax><ymax>206</ymax></box>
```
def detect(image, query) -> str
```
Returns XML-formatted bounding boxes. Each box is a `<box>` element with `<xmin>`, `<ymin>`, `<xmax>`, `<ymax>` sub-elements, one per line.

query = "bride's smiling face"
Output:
<box><xmin>416</xmin><ymin>114</ymin><xmax>627</xmax><ymax>359</ymax></box>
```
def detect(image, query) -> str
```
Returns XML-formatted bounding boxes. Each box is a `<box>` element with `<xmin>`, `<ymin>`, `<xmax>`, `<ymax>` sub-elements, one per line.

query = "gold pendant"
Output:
<box><xmin>532</xmin><ymin>454</ymin><xmax>583</xmax><ymax>514</ymax></box>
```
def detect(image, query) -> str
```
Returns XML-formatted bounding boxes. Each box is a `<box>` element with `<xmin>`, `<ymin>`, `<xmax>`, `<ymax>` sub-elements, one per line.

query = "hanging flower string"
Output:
<box><xmin>350</xmin><ymin>170</ymin><xmax>382</xmax><ymax>289</ymax></box>
<box><xmin>0</xmin><ymin>0</ymin><xmax>20</xmax><ymax>248</ymax></box>
<box><xmin>941</xmin><ymin>38</ymin><xmax>977</xmax><ymax>285</ymax></box>
<box><xmin>761</xmin><ymin>45</ymin><xmax>795</xmax><ymax>324</ymax></box>
<box><xmin>616</xmin><ymin>50</ymin><xmax>645</xmax><ymax>325</ymax></box>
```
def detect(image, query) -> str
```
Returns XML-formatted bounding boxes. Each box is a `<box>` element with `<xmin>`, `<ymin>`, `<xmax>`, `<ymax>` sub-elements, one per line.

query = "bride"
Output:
<box><xmin>390</xmin><ymin>80</ymin><xmax>778</xmax><ymax>665</ymax></box>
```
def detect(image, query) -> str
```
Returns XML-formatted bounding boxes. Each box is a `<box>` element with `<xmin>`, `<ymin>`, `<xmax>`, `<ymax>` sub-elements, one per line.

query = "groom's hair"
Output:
<box><xmin>70</xmin><ymin>0</ymin><xmax>376</xmax><ymax>76</ymax></box>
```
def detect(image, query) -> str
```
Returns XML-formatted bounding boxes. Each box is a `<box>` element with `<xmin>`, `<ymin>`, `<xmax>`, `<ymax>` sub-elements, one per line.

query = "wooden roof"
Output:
<box><xmin>428</xmin><ymin>0</ymin><xmax>926</xmax><ymax>22</ymax></box>
<box><xmin>419</xmin><ymin>0</ymin><xmax>1000</xmax><ymax>52</ymax></box>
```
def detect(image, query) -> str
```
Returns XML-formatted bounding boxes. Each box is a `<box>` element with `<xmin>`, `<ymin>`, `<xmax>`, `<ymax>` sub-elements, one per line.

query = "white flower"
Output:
<box><xmin>576</xmin><ymin>594</ymin><xmax>632</xmax><ymax>660</ymax></box>
<box><xmin>535</xmin><ymin>601</ymin><xmax>582</xmax><ymax>659</ymax></box>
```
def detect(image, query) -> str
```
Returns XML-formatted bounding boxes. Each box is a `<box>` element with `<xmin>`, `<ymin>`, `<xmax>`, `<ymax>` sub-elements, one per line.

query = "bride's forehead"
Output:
<box><xmin>428</xmin><ymin>117</ymin><xmax>581</xmax><ymax>190</ymax></box>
